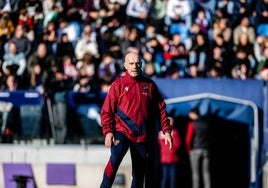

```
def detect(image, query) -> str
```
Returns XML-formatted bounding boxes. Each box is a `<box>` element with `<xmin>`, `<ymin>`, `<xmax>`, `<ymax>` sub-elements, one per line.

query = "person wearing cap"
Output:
<box><xmin>100</xmin><ymin>52</ymin><xmax>173</xmax><ymax>188</ymax></box>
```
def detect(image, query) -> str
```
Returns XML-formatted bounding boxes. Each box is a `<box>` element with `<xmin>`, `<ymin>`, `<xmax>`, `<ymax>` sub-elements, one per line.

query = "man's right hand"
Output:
<box><xmin>104</xmin><ymin>133</ymin><xmax>114</xmax><ymax>148</ymax></box>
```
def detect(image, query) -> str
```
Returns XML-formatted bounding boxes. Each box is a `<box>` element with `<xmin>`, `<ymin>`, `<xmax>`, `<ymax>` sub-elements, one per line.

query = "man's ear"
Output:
<box><xmin>123</xmin><ymin>63</ymin><xmax>127</xmax><ymax>71</ymax></box>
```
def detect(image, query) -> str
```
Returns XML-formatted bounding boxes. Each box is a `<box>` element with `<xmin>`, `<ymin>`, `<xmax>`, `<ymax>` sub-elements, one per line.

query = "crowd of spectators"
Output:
<box><xmin>0</xmin><ymin>0</ymin><xmax>268</xmax><ymax>96</ymax></box>
<box><xmin>0</xmin><ymin>0</ymin><xmax>268</xmax><ymax>143</ymax></box>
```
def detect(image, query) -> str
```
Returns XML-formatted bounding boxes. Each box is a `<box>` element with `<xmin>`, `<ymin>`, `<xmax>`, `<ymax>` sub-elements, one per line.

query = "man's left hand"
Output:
<box><xmin>164</xmin><ymin>132</ymin><xmax>173</xmax><ymax>150</ymax></box>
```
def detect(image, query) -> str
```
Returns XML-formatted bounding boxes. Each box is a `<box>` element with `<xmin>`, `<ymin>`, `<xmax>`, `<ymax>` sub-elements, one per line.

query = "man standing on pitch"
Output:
<box><xmin>100</xmin><ymin>52</ymin><xmax>173</xmax><ymax>188</ymax></box>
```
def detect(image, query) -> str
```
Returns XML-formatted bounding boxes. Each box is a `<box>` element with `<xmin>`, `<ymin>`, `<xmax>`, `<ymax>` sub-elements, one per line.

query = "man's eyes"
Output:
<box><xmin>130</xmin><ymin>62</ymin><xmax>141</xmax><ymax>66</ymax></box>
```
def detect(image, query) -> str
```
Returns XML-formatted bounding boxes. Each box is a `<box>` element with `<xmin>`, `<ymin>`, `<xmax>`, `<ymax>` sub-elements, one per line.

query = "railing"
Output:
<box><xmin>0</xmin><ymin>90</ymin><xmax>104</xmax><ymax>145</ymax></box>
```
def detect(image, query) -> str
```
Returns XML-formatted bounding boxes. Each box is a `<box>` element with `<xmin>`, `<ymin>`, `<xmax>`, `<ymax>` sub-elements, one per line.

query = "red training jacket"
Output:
<box><xmin>101</xmin><ymin>72</ymin><xmax>171</xmax><ymax>143</ymax></box>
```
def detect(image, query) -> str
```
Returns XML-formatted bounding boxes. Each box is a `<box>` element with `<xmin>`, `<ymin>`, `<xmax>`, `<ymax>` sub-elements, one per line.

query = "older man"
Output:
<box><xmin>100</xmin><ymin>52</ymin><xmax>173</xmax><ymax>188</ymax></box>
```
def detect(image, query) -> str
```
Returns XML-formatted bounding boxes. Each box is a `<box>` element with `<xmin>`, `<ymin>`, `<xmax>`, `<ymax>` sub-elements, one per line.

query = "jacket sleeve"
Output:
<box><xmin>185</xmin><ymin>122</ymin><xmax>194</xmax><ymax>153</ymax></box>
<box><xmin>100</xmin><ymin>82</ymin><xmax>118</xmax><ymax>136</ymax></box>
<box><xmin>153</xmin><ymin>83</ymin><xmax>172</xmax><ymax>133</ymax></box>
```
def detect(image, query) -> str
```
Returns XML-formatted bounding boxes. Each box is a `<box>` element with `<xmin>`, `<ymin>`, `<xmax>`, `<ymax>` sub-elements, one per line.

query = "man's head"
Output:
<box><xmin>124</xmin><ymin>52</ymin><xmax>142</xmax><ymax>77</ymax></box>
<box><xmin>189</xmin><ymin>108</ymin><xmax>200</xmax><ymax>120</ymax></box>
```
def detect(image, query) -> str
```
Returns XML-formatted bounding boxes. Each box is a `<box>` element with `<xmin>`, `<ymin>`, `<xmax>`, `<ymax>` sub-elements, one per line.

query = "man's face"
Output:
<box><xmin>124</xmin><ymin>53</ymin><xmax>142</xmax><ymax>77</ymax></box>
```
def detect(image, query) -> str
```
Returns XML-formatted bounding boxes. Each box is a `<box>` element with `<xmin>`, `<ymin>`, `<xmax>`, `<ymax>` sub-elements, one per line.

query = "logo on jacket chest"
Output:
<box><xmin>142</xmin><ymin>84</ymin><xmax>149</xmax><ymax>96</ymax></box>
<box><xmin>124</xmin><ymin>85</ymin><xmax>149</xmax><ymax>96</ymax></box>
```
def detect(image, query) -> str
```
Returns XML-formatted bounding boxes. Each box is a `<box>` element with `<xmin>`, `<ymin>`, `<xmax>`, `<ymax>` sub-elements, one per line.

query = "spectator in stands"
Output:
<box><xmin>98</xmin><ymin>28</ymin><xmax>122</xmax><ymax>59</ymax></box>
<box><xmin>27</xmin><ymin>61</ymin><xmax>44</xmax><ymax>93</ymax></box>
<box><xmin>259</xmin><ymin>67</ymin><xmax>268</xmax><ymax>81</ymax></box>
<box><xmin>211</xmin><ymin>18</ymin><xmax>232</xmax><ymax>46</ymax></box>
<box><xmin>231</xmin><ymin>61</ymin><xmax>253</xmax><ymax>80</ymax></box>
<box><xmin>231</xmin><ymin>48</ymin><xmax>253</xmax><ymax>80</ymax></box>
<box><xmin>141</xmin><ymin>37</ymin><xmax>165</xmax><ymax>75</ymax></box>
<box><xmin>209</xmin><ymin>34</ymin><xmax>232</xmax><ymax>76</ymax></box>
<box><xmin>126</xmin><ymin>0</ymin><xmax>150</xmax><ymax>31</ymax></box>
<box><xmin>233</xmin><ymin>33</ymin><xmax>257</xmax><ymax>73</ymax></box>
<box><xmin>62</xmin><ymin>55</ymin><xmax>78</xmax><ymax>82</ymax></box>
<box><xmin>0</xmin><ymin>11</ymin><xmax>14</xmax><ymax>58</ymax></box>
<box><xmin>141</xmin><ymin>51</ymin><xmax>158</xmax><ymax>76</ymax></box>
<box><xmin>189</xmin><ymin>33</ymin><xmax>209</xmax><ymax>74</ymax></box>
<box><xmin>158</xmin><ymin>116</ymin><xmax>181</xmax><ymax>188</ymax></box>
<box><xmin>57</xmin><ymin>18</ymin><xmax>81</xmax><ymax>47</ymax></box>
<box><xmin>56</xmin><ymin>33</ymin><xmax>75</xmax><ymax>60</ymax></box>
<box><xmin>232</xmin><ymin>0</ymin><xmax>254</xmax><ymax>28</ymax></box>
<box><xmin>233</xmin><ymin>16</ymin><xmax>255</xmax><ymax>46</ymax></box>
<box><xmin>207</xmin><ymin>66</ymin><xmax>222</xmax><ymax>79</ymax></box>
<box><xmin>82</xmin><ymin>24</ymin><xmax>97</xmax><ymax>43</ymax></box>
<box><xmin>120</xmin><ymin>25</ymin><xmax>143</xmax><ymax>56</ymax></box>
<box><xmin>2</xmin><ymin>74</ymin><xmax>18</xmax><ymax>92</ymax></box>
<box><xmin>42</xmin><ymin>0</ymin><xmax>62</xmax><ymax>28</ymax></box>
<box><xmin>2</xmin><ymin>41</ymin><xmax>26</xmax><ymax>81</ymax></box>
<box><xmin>255</xmin><ymin>0</ymin><xmax>268</xmax><ymax>37</ymax></box>
<box><xmin>142</xmin><ymin>24</ymin><xmax>159</xmax><ymax>42</ymax></box>
<box><xmin>100</xmin><ymin>52</ymin><xmax>172</xmax><ymax>188</ymax></box>
<box><xmin>31</xmin><ymin>1</ymin><xmax>44</xmax><ymax>44</ymax></box>
<box><xmin>194</xmin><ymin>9</ymin><xmax>210</xmax><ymax>36</ymax></box>
<box><xmin>165</xmin><ymin>0</ymin><xmax>192</xmax><ymax>30</ymax></box>
<box><xmin>207</xmin><ymin>46</ymin><xmax>227</xmax><ymax>77</ymax></box>
<box><xmin>148</xmin><ymin>0</ymin><xmax>167</xmax><ymax>34</ymax></box>
<box><xmin>144</xmin><ymin>61</ymin><xmax>157</xmax><ymax>78</ymax></box>
<box><xmin>8</xmin><ymin>25</ymin><xmax>32</xmax><ymax>58</ymax></box>
<box><xmin>256</xmin><ymin>45</ymin><xmax>268</xmax><ymax>78</ymax></box>
<box><xmin>83</xmin><ymin>0</ymin><xmax>113</xmax><ymax>28</ymax></box>
<box><xmin>185</xmin><ymin>63</ymin><xmax>203</xmax><ymax>78</ymax></box>
<box><xmin>254</xmin><ymin>36</ymin><xmax>268</xmax><ymax>71</ymax></box>
<box><xmin>17</xmin><ymin>7</ymin><xmax>35</xmax><ymax>42</ymax></box>
<box><xmin>27</xmin><ymin>42</ymin><xmax>55</xmax><ymax>76</ymax></box>
<box><xmin>166</xmin><ymin>63</ymin><xmax>181</xmax><ymax>79</ymax></box>
<box><xmin>163</xmin><ymin>33</ymin><xmax>189</xmax><ymax>77</ymax></box>
<box><xmin>185</xmin><ymin>107</ymin><xmax>211</xmax><ymax>188</ymax></box>
<box><xmin>42</xmin><ymin>21</ymin><xmax>57</xmax><ymax>56</ymax></box>
<box><xmin>98</xmin><ymin>78</ymin><xmax>111</xmax><ymax>100</ymax></box>
<box><xmin>98</xmin><ymin>53</ymin><xmax>119</xmax><ymax>83</ymax></box>
<box><xmin>215</xmin><ymin>0</ymin><xmax>234</xmax><ymax>25</ymax></box>
<box><xmin>98</xmin><ymin>0</ymin><xmax>124</xmax><ymax>30</ymax></box>
<box><xmin>0</xmin><ymin>0</ymin><xmax>11</xmax><ymax>13</ymax></box>
<box><xmin>75</xmin><ymin>29</ymin><xmax>99</xmax><ymax>60</ymax></box>
<box><xmin>76</xmin><ymin>52</ymin><xmax>96</xmax><ymax>81</ymax></box>
<box><xmin>42</xmin><ymin>0</ymin><xmax>63</xmax><ymax>16</ymax></box>
<box><xmin>188</xmin><ymin>22</ymin><xmax>202</xmax><ymax>48</ymax></box>
<box><xmin>73</xmin><ymin>68</ymin><xmax>92</xmax><ymax>93</ymax></box>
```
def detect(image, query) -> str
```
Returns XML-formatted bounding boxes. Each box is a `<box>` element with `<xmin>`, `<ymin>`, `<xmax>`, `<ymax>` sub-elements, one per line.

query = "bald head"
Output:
<box><xmin>124</xmin><ymin>52</ymin><xmax>142</xmax><ymax>77</ymax></box>
<box><xmin>125</xmin><ymin>52</ymin><xmax>141</xmax><ymax>63</ymax></box>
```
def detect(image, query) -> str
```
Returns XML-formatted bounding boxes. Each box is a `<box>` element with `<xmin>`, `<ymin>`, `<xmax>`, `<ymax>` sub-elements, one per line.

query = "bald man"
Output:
<box><xmin>100</xmin><ymin>52</ymin><xmax>173</xmax><ymax>188</ymax></box>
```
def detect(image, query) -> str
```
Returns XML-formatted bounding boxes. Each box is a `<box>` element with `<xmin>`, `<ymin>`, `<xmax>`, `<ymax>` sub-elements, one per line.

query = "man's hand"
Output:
<box><xmin>164</xmin><ymin>132</ymin><xmax>173</xmax><ymax>150</ymax></box>
<box><xmin>104</xmin><ymin>133</ymin><xmax>114</xmax><ymax>148</ymax></box>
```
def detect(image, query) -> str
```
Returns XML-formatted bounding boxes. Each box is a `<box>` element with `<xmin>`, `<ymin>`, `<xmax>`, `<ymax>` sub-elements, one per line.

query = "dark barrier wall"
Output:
<box><xmin>154</xmin><ymin>78</ymin><xmax>264</xmax><ymax>108</ymax></box>
<box><xmin>153</xmin><ymin>79</ymin><xmax>267</xmax><ymax>153</ymax></box>
<box><xmin>153</xmin><ymin>78</ymin><xmax>266</xmax><ymax>188</ymax></box>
